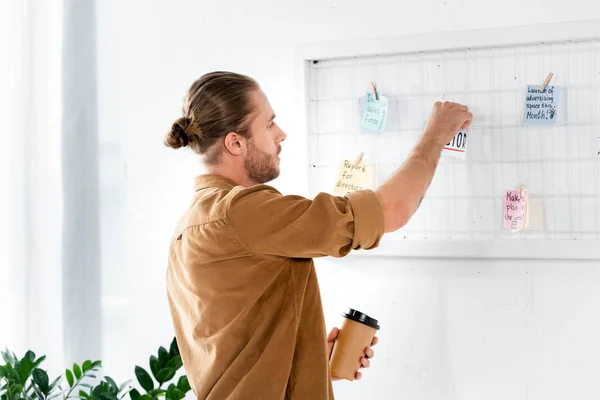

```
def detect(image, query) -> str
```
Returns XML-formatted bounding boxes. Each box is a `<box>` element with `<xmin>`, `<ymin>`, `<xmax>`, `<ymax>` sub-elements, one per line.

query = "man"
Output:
<box><xmin>165</xmin><ymin>71</ymin><xmax>472</xmax><ymax>399</ymax></box>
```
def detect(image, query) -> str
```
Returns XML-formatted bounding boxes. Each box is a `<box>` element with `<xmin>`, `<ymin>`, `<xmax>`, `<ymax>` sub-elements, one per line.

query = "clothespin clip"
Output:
<box><xmin>371</xmin><ymin>82</ymin><xmax>379</xmax><ymax>101</ymax></box>
<box><xmin>540</xmin><ymin>73</ymin><xmax>554</xmax><ymax>92</ymax></box>
<box><xmin>354</xmin><ymin>152</ymin><xmax>364</xmax><ymax>165</ymax></box>
<box><xmin>519</xmin><ymin>183</ymin><xmax>527</xmax><ymax>198</ymax></box>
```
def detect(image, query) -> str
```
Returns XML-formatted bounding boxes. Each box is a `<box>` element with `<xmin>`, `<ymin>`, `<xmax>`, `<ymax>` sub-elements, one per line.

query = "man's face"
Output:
<box><xmin>244</xmin><ymin>90</ymin><xmax>286</xmax><ymax>184</ymax></box>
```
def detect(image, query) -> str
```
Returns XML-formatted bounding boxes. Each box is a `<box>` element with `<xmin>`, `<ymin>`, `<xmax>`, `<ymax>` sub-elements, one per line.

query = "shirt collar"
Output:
<box><xmin>194</xmin><ymin>174</ymin><xmax>239</xmax><ymax>191</ymax></box>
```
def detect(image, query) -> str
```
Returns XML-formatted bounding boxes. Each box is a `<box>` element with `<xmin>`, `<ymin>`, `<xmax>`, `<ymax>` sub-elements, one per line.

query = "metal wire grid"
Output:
<box><xmin>308</xmin><ymin>40</ymin><xmax>600</xmax><ymax>241</ymax></box>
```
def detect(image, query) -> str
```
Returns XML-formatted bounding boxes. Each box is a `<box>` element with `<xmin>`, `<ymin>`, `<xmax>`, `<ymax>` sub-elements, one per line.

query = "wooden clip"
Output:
<box><xmin>371</xmin><ymin>82</ymin><xmax>378</xmax><ymax>101</ymax></box>
<box><xmin>540</xmin><ymin>73</ymin><xmax>554</xmax><ymax>92</ymax></box>
<box><xmin>519</xmin><ymin>183</ymin><xmax>527</xmax><ymax>198</ymax></box>
<box><xmin>355</xmin><ymin>152</ymin><xmax>364</xmax><ymax>165</ymax></box>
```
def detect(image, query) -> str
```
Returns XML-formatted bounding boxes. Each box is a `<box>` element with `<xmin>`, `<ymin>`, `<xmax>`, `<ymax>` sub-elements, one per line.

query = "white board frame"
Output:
<box><xmin>295</xmin><ymin>20</ymin><xmax>600</xmax><ymax>260</ymax></box>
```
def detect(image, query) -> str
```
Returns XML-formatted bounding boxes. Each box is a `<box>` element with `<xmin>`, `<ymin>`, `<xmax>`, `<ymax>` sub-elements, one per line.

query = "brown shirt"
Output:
<box><xmin>166</xmin><ymin>174</ymin><xmax>384</xmax><ymax>399</ymax></box>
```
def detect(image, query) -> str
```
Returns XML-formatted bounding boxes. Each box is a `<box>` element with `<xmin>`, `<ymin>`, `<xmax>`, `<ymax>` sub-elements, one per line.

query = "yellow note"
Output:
<box><xmin>333</xmin><ymin>159</ymin><xmax>374</xmax><ymax>196</ymax></box>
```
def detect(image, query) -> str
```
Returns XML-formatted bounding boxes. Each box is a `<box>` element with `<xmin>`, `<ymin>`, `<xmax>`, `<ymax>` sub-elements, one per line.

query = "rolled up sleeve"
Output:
<box><xmin>345</xmin><ymin>190</ymin><xmax>385</xmax><ymax>251</ymax></box>
<box><xmin>226</xmin><ymin>185</ymin><xmax>384</xmax><ymax>258</ymax></box>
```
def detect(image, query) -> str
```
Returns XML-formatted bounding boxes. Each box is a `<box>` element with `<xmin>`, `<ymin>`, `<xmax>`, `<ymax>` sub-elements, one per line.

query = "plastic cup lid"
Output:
<box><xmin>342</xmin><ymin>308</ymin><xmax>380</xmax><ymax>330</ymax></box>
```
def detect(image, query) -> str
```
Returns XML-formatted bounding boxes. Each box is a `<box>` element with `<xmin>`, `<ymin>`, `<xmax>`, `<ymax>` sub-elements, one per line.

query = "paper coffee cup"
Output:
<box><xmin>330</xmin><ymin>308</ymin><xmax>380</xmax><ymax>381</ymax></box>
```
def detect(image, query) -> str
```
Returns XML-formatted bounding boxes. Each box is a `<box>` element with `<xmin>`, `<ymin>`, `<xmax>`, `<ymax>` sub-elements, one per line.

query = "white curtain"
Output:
<box><xmin>0</xmin><ymin>0</ymin><xmax>101</xmax><ymax>376</ymax></box>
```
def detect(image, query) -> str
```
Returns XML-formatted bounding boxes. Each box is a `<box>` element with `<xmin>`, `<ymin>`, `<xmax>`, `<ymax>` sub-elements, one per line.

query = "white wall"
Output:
<box><xmin>318</xmin><ymin>256</ymin><xmax>600</xmax><ymax>399</ymax></box>
<box><xmin>96</xmin><ymin>1</ymin><xmax>600</xmax><ymax>398</ymax></box>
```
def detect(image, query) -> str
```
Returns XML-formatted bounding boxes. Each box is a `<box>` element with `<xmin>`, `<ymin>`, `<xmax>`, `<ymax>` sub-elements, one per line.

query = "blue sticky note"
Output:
<box><xmin>523</xmin><ymin>85</ymin><xmax>559</xmax><ymax>124</ymax></box>
<box><xmin>360</xmin><ymin>92</ymin><xmax>388</xmax><ymax>132</ymax></box>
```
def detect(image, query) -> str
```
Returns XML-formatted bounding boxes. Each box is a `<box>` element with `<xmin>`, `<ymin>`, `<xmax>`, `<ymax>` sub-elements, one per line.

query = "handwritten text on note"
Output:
<box><xmin>523</xmin><ymin>85</ymin><xmax>559</xmax><ymax>124</ymax></box>
<box><xmin>334</xmin><ymin>159</ymin><xmax>374</xmax><ymax>196</ymax></box>
<box><xmin>360</xmin><ymin>92</ymin><xmax>388</xmax><ymax>132</ymax></box>
<box><xmin>503</xmin><ymin>188</ymin><xmax>529</xmax><ymax>232</ymax></box>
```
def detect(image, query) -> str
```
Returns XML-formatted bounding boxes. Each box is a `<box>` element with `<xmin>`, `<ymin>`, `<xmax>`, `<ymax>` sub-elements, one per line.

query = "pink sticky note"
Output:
<box><xmin>503</xmin><ymin>189</ymin><xmax>528</xmax><ymax>232</ymax></box>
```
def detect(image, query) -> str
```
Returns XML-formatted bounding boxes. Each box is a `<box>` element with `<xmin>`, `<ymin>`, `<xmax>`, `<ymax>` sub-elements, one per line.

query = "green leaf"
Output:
<box><xmin>0</xmin><ymin>350</ymin><xmax>8</xmax><ymax>364</ymax></box>
<box><xmin>32</xmin><ymin>369</ymin><xmax>49</xmax><ymax>393</ymax></box>
<box><xmin>148</xmin><ymin>356</ymin><xmax>159</xmax><ymax>380</ymax></box>
<box><xmin>18</xmin><ymin>357</ymin><xmax>34</xmax><ymax>384</ymax></box>
<box><xmin>168</xmin><ymin>338</ymin><xmax>179</xmax><ymax>358</ymax></box>
<box><xmin>93</xmin><ymin>384</ymin><xmax>103</xmax><ymax>398</ymax></box>
<box><xmin>5</xmin><ymin>363</ymin><xmax>19</xmax><ymax>382</ymax></box>
<box><xmin>79</xmin><ymin>390</ymin><xmax>90</xmax><ymax>399</ymax></box>
<box><xmin>48</xmin><ymin>376</ymin><xmax>62</xmax><ymax>392</ymax></box>
<box><xmin>155</xmin><ymin>368</ymin><xmax>175</xmax><ymax>385</ymax></box>
<box><xmin>31</xmin><ymin>356</ymin><xmax>47</xmax><ymax>372</ymax></box>
<box><xmin>170</xmin><ymin>388</ymin><xmax>185</xmax><ymax>400</ymax></box>
<box><xmin>82</xmin><ymin>360</ymin><xmax>92</xmax><ymax>373</ymax></box>
<box><xmin>176</xmin><ymin>376</ymin><xmax>190</xmax><ymax>393</ymax></box>
<box><xmin>1</xmin><ymin>350</ymin><xmax>16</xmax><ymax>365</ymax></box>
<box><xmin>166</xmin><ymin>385</ymin><xmax>184</xmax><ymax>400</ymax></box>
<box><xmin>157</xmin><ymin>348</ymin><xmax>169</xmax><ymax>369</ymax></box>
<box><xmin>48</xmin><ymin>392</ymin><xmax>63</xmax><ymax>400</ymax></box>
<box><xmin>106</xmin><ymin>390</ymin><xmax>120</xmax><ymax>398</ymax></box>
<box><xmin>105</xmin><ymin>376</ymin><xmax>118</xmax><ymax>391</ymax></box>
<box><xmin>32</xmin><ymin>383</ymin><xmax>45</xmax><ymax>399</ymax></box>
<box><xmin>164</xmin><ymin>356</ymin><xmax>182</xmax><ymax>372</ymax></box>
<box><xmin>137</xmin><ymin>395</ymin><xmax>152</xmax><ymax>400</ymax></box>
<box><xmin>73</xmin><ymin>363</ymin><xmax>82</xmax><ymax>380</ymax></box>
<box><xmin>129</xmin><ymin>388</ymin><xmax>141</xmax><ymax>400</ymax></box>
<box><xmin>118</xmin><ymin>388</ymin><xmax>134</xmax><ymax>400</ymax></box>
<box><xmin>65</xmin><ymin>369</ymin><xmax>74</xmax><ymax>387</ymax></box>
<box><xmin>118</xmin><ymin>380</ymin><xmax>132</xmax><ymax>393</ymax></box>
<box><xmin>91</xmin><ymin>360</ymin><xmax>102</xmax><ymax>369</ymax></box>
<box><xmin>166</xmin><ymin>384</ymin><xmax>176</xmax><ymax>400</ymax></box>
<box><xmin>24</xmin><ymin>351</ymin><xmax>36</xmax><ymax>362</ymax></box>
<box><xmin>134</xmin><ymin>366</ymin><xmax>154</xmax><ymax>392</ymax></box>
<box><xmin>8</xmin><ymin>384</ymin><xmax>23</xmax><ymax>394</ymax></box>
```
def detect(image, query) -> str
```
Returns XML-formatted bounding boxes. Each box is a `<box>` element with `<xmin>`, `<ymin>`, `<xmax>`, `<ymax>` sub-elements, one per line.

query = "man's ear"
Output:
<box><xmin>223</xmin><ymin>132</ymin><xmax>246</xmax><ymax>156</ymax></box>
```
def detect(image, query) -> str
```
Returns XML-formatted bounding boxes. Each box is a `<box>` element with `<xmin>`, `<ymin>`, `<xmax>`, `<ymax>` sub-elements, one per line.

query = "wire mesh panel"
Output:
<box><xmin>307</xmin><ymin>39</ymin><xmax>600</xmax><ymax>244</ymax></box>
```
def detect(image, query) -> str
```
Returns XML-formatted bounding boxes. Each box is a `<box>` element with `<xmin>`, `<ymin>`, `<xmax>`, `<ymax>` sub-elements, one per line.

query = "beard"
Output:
<box><xmin>244</xmin><ymin>139</ymin><xmax>280</xmax><ymax>184</ymax></box>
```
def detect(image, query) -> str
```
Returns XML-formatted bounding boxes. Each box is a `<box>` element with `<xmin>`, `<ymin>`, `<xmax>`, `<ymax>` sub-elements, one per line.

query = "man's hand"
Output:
<box><xmin>327</xmin><ymin>327</ymin><xmax>379</xmax><ymax>381</ymax></box>
<box><xmin>423</xmin><ymin>101</ymin><xmax>473</xmax><ymax>147</ymax></box>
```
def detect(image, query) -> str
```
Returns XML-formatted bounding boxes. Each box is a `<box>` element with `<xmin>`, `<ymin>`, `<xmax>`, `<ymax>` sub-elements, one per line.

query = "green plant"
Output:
<box><xmin>129</xmin><ymin>338</ymin><xmax>189</xmax><ymax>400</ymax></box>
<box><xmin>0</xmin><ymin>338</ymin><xmax>190</xmax><ymax>400</ymax></box>
<box><xmin>0</xmin><ymin>349</ymin><xmax>59</xmax><ymax>400</ymax></box>
<box><xmin>64</xmin><ymin>360</ymin><xmax>129</xmax><ymax>400</ymax></box>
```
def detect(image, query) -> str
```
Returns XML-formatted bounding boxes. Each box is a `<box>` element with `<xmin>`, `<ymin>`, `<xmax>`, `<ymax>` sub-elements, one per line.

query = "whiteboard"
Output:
<box><xmin>297</xmin><ymin>21</ymin><xmax>600</xmax><ymax>259</ymax></box>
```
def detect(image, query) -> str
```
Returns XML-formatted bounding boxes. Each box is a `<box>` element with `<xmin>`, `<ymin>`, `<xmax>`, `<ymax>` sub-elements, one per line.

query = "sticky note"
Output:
<box><xmin>443</xmin><ymin>130</ymin><xmax>468</xmax><ymax>158</ymax></box>
<box><xmin>523</xmin><ymin>85</ymin><xmax>559</xmax><ymax>124</ymax></box>
<box><xmin>358</xmin><ymin>93</ymin><xmax>382</xmax><ymax>116</ymax></box>
<box><xmin>503</xmin><ymin>188</ymin><xmax>529</xmax><ymax>232</ymax></box>
<box><xmin>360</xmin><ymin>92</ymin><xmax>388</xmax><ymax>132</ymax></box>
<box><xmin>334</xmin><ymin>159</ymin><xmax>374</xmax><ymax>195</ymax></box>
